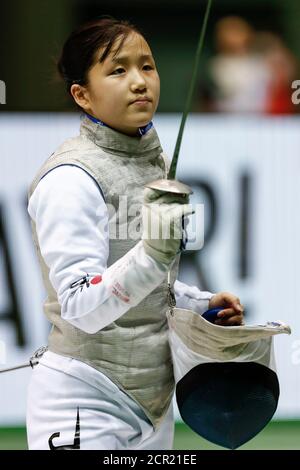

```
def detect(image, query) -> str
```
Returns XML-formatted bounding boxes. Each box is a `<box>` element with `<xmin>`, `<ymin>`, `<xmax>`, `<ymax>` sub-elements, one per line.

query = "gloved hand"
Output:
<box><xmin>142</xmin><ymin>187</ymin><xmax>194</xmax><ymax>265</ymax></box>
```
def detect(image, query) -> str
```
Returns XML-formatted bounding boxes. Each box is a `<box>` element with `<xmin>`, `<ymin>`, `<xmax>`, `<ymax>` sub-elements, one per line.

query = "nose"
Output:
<box><xmin>130</xmin><ymin>68</ymin><xmax>147</xmax><ymax>92</ymax></box>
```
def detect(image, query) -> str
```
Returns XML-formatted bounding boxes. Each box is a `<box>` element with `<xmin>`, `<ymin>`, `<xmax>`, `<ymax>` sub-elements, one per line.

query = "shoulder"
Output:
<box><xmin>28</xmin><ymin>165</ymin><xmax>106</xmax><ymax>221</ymax></box>
<box><xmin>28</xmin><ymin>134</ymin><xmax>107</xmax><ymax>201</ymax></box>
<box><xmin>39</xmin><ymin>164</ymin><xmax>99</xmax><ymax>189</ymax></box>
<box><xmin>34</xmin><ymin>164</ymin><xmax>102</xmax><ymax>199</ymax></box>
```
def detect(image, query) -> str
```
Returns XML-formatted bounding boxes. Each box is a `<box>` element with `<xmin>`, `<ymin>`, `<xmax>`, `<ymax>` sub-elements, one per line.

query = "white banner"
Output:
<box><xmin>0</xmin><ymin>113</ymin><xmax>299</xmax><ymax>425</ymax></box>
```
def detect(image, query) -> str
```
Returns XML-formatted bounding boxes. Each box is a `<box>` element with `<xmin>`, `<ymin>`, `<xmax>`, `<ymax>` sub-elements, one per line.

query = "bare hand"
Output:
<box><xmin>208</xmin><ymin>292</ymin><xmax>244</xmax><ymax>326</ymax></box>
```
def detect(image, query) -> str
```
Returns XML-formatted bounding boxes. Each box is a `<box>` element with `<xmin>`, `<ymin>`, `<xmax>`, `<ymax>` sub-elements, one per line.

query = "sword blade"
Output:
<box><xmin>168</xmin><ymin>0</ymin><xmax>213</xmax><ymax>180</ymax></box>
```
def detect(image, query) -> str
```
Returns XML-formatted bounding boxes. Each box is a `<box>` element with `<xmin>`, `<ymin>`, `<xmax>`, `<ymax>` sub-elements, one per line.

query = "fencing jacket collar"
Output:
<box><xmin>80</xmin><ymin>113</ymin><xmax>161</xmax><ymax>158</ymax></box>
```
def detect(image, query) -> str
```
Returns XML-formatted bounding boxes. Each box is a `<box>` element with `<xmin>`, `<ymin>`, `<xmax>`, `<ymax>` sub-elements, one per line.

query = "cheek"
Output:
<box><xmin>90</xmin><ymin>84</ymin><xmax>120</xmax><ymax>112</ymax></box>
<box><xmin>87</xmin><ymin>82</ymin><xmax>103</xmax><ymax>108</ymax></box>
<box><xmin>152</xmin><ymin>76</ymin><xmax>160</xmax><ymax>104</ymax></box>
<box><xmin>101</xmin><ymin>81</ymin><xmax>126</xmax><ymax>106</ymax></box>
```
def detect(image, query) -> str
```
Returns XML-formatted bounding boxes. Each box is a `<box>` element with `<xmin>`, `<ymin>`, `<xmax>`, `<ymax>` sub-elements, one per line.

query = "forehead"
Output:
<box><xmin>107</xmin><ymin>32</ymin><xmax>152</xmax><ymax>62</ymax></box>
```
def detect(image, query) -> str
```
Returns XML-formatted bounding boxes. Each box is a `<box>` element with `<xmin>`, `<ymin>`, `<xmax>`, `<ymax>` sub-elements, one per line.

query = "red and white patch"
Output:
<box><xmin>91</xmin><ymin>275</ymin><xmax>102</xmax><ymax>285</ymax></box>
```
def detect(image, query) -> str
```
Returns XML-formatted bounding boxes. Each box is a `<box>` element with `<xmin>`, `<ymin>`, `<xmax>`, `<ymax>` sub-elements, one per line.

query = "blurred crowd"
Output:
<box><xmin>199</xmin><ymin>16</ymin><xmax>299</xmax><ymax>115</ymax></box>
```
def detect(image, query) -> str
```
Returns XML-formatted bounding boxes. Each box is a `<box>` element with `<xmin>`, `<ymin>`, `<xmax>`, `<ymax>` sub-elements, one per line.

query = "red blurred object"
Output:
<box><xmin>266</xmin><ymin>83</ymin><xmax>295</xmax><ymax>115</ymax></box>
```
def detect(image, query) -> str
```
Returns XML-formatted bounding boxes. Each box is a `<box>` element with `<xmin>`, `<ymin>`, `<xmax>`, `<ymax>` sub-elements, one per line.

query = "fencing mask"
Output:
<box><xmin>167</xmin><ymin>308</ymin><xmax>291</xmax><ymax>449</ymax></box>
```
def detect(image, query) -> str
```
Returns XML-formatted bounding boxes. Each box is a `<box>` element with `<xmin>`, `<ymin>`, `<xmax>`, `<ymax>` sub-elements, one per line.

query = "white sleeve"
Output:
<box><xmin>173</xmin><ymin>279</ymin><xmax>215</xmax><ymax>315</ymax></box>
<box><xmin>28</xmin><ymin>165</ymin><xmax>169</xmax><ymax>334</ymax></box>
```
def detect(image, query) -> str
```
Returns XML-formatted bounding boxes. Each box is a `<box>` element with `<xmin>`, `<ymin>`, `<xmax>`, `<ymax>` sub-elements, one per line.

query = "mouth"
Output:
<box><xmin>130</xmin><ymin>97</ymin><xmax>152</xmax><ymax>105</ymax></box>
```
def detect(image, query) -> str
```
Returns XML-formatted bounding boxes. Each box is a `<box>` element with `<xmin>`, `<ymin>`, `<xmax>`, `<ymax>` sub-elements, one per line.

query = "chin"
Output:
<box><xmin>137</xmin><ymin>121</ymin><xmax>150</xmax><ymax>127</ymax></box>
<box><xmin>131</xmin><ymin>110</ymin><xmax>153</xmax><ymax>122</ymax></box>
<box><xmin>136</xmin><ymin>116</ymin><xmax>153</xmax><ymax>127</ymax></box>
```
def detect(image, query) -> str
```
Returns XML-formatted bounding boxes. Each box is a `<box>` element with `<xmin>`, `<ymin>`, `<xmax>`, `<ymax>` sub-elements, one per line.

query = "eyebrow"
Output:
<box><xmin>110</xmin><ymin>54</ymin><xmax>154</xmax><ymax>64</ymax></box>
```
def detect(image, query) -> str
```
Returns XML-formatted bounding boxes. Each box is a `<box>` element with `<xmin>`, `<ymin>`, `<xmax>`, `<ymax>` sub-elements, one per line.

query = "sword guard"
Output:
<box><xmin>145</xmin><ymin>178</ymin><xmax>193</xmax><ymax>196</ymax></box>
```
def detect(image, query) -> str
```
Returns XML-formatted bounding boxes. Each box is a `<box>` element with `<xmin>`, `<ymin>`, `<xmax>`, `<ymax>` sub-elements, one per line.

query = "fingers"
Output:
<box><xmin>214</xmin><ymin>315</ymin><xmax>244</xmax><ymax>326</ymax></box>
<box><xmin>214</xmin><ymin>306</ymin><xmax>244</xmax><ymax>326</ymax></box>
<box><xmin>144</xmin><ymin>188</ymin><xmax>189</xmax><ymax>204</ymax></box>
<box><xmin>143</xmin><ymin>187</ymin><xmax>163</xmax><ymax>202</ymax></box>
<box><xmin>217</xmin><ymin>307</ymin><xmax>243</xmax><ymax>318</ymax></box>
<box><xmin>165</xmin><ymin>203</ymin><xmax>195</xmax><ymax>220</ymax></box>
<box><xmin>207</xmin><ymin>291</ymin><xmax>245</xmax><ymax>326</ymax></box>
<box><xmin>181</xmin><ymin>204</ymin><xmax>195</xmax><ymax>218</ymax></box>
<box><xmin>221</xmin><ymin>293</ymin><xmax>243</xmax><ymax>310</ymax></box>
<box><xmin>234</xmin><ymin>300</ymin><xmax>243</xmax><ymax>313</ymax></box>
<box><xmin>209</xmin><ymin>292</ymin><xmax>244</xmax><ymax>312</ymax></box>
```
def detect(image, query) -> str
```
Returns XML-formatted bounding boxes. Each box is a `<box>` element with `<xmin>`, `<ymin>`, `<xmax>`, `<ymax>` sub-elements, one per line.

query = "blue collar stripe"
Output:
<box><xmin>84</xmin><ymin>112</ymin><xmax>153</xmax><ymax>136</ymax></box>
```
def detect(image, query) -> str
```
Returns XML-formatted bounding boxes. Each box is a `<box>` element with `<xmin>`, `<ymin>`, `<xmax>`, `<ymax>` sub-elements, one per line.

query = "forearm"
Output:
<box><xmin>60</xmin><ymin>241</ymin><xmax>169</xmax><ymax>333</ymax></box>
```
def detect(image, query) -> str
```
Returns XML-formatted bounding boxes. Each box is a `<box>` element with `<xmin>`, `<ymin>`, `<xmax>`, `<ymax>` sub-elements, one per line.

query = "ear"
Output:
<box><xmin>70</xmin><ymin>84</ymin><xmax>91</xmax><ymax>111</ymax></box>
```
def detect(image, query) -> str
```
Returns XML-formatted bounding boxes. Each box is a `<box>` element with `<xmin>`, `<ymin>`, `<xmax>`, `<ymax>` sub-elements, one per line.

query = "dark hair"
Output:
<box><xmin>57</xmin><ymin>16</ymin><xmax>143</xmax><ymax>95</ymax></box>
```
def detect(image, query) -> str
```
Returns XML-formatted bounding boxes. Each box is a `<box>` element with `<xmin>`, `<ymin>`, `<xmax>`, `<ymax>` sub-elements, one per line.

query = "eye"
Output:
<box><xmin>143</xmin><ymin>64</ymin><xmax>154</xmax><ymax>70</ymax></box>
<box><xmin>111</xmin><ymin>67</ymin><xmax>125</xmax><ymax>75</ymax></box>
